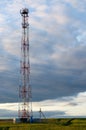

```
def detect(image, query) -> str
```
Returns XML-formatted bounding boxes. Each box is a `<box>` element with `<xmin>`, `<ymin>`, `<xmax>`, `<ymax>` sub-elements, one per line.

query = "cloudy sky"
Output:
<box><xmin>0</xmin><ymin>0</ymin><xmax>86</xmax><ymax>118</ymax></box>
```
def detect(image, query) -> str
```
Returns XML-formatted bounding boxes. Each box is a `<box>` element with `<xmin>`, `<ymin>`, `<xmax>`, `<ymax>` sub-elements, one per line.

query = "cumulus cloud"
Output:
<box><xmin>65</xmin><ymin>0</ymin><xmax>86</xmax><ymax>12</ymax></box>
<box><xmin>0</xmin><ymin>0</ymin><xmax>86</xmax><ymax>109</ymax></box>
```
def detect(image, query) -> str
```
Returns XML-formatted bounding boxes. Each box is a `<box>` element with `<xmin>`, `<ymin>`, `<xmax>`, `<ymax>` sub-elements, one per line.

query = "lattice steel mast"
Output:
<box><xmin>18</xmin><ymin>8</ymin><xmax>31</xmax><ymax>122</ymax></box>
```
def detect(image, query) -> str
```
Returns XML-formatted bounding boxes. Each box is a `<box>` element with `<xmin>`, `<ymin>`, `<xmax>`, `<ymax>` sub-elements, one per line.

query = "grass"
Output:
<box><xmin>0</xmin><ymin>118</ymin><xmax>86</xmax><ymax>130</ymax></box>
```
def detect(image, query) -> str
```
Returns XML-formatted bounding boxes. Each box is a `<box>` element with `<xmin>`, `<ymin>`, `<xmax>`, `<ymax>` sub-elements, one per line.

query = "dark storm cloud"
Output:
<box><xmin>0</xmin><ymin>108</ymin><xmax>65</xmax><ymax>118</ymax></box>
<box><xmin>29</xmin><ymin>109</ymin><xmax>66</xmax><ymax>118</ymax></box>
<box><xmin>0</xmin><ymin>109</ymin><xmax>17</xmax><ymax>118</ymax></box>
<box><xmin>31</xmin><ymin>45</ymin><xmax>86</xmax><ymax>101</ymax></box>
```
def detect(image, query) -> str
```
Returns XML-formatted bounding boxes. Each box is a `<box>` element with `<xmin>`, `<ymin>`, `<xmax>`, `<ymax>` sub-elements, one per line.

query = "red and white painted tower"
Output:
<box><xmin>18</xmin><ymin>8</ymin><xmax>32</xmax><ymax>122</ymax></box>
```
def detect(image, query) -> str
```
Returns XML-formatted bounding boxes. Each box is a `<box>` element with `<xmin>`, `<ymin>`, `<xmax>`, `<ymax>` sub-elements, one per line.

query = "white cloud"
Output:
<box><xmin>33</xmin><ymin>91</ymin><xmax>86</xmax><ymax>117</ymax></box>
<box><xmin>0</xmin><ymin>91</ymin><xmax>86</xmax><ymax>117</ymax></box>
<box><xmin>65</xmin><ymin>0</ymin><xmax>86</xmax><ymax>12</ymax></box>
<box><xmin>0</xmin><ymin>14</ymin><xmax>5</xmax><ymax>23</ymax></box>
<box><xmin>0</xmin><ymin>0</ymin><xmax>86</xmax><ymax>111</ymax></box>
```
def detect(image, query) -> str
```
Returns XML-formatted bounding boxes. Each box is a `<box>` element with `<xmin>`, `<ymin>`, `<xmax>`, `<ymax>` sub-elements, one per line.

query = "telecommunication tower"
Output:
<box><xmin>18</xmin><ymin>8</ymin><xmax>32</xmax><ymax>122</ymax></box>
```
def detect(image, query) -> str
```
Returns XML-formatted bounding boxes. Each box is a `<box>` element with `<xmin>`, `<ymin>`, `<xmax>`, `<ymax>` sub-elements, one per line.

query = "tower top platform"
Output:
<box><xmin>20</xmin><ymin>8</ymin><xmax>29</xmax><ymax>16</ymax></box>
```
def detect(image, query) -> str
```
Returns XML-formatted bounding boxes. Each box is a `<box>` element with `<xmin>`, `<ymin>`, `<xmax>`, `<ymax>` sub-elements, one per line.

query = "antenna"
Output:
<box><xmin>18</xmin><ymin>8</ymin><xmax>32</xmax><ymax>122</ymax></box>
<box><xmin>39</xmin><ymin>108</ymin><xmax>46</xmax><ymax>123</ymax></box>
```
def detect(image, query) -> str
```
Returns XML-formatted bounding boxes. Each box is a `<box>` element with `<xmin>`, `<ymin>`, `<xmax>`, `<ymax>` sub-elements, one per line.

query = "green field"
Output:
<box><xmin>0</xmin><ymin>118</ymin><xmax>86</xmax><ymax>130</ymax></box>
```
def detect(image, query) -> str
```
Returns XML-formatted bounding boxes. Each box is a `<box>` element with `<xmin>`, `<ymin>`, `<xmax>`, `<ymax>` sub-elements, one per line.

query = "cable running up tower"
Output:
<box><xmin>18</xmin><ymin>8</ymin><xmax>31</xmax><ymax>122</ymax></box>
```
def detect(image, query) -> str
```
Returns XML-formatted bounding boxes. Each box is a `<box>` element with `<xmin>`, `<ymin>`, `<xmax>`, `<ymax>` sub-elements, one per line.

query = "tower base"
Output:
<box><xmin>20</xmin><ymin>118</ymin><xmax>29</xmax><ymax>123</ymax></box>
